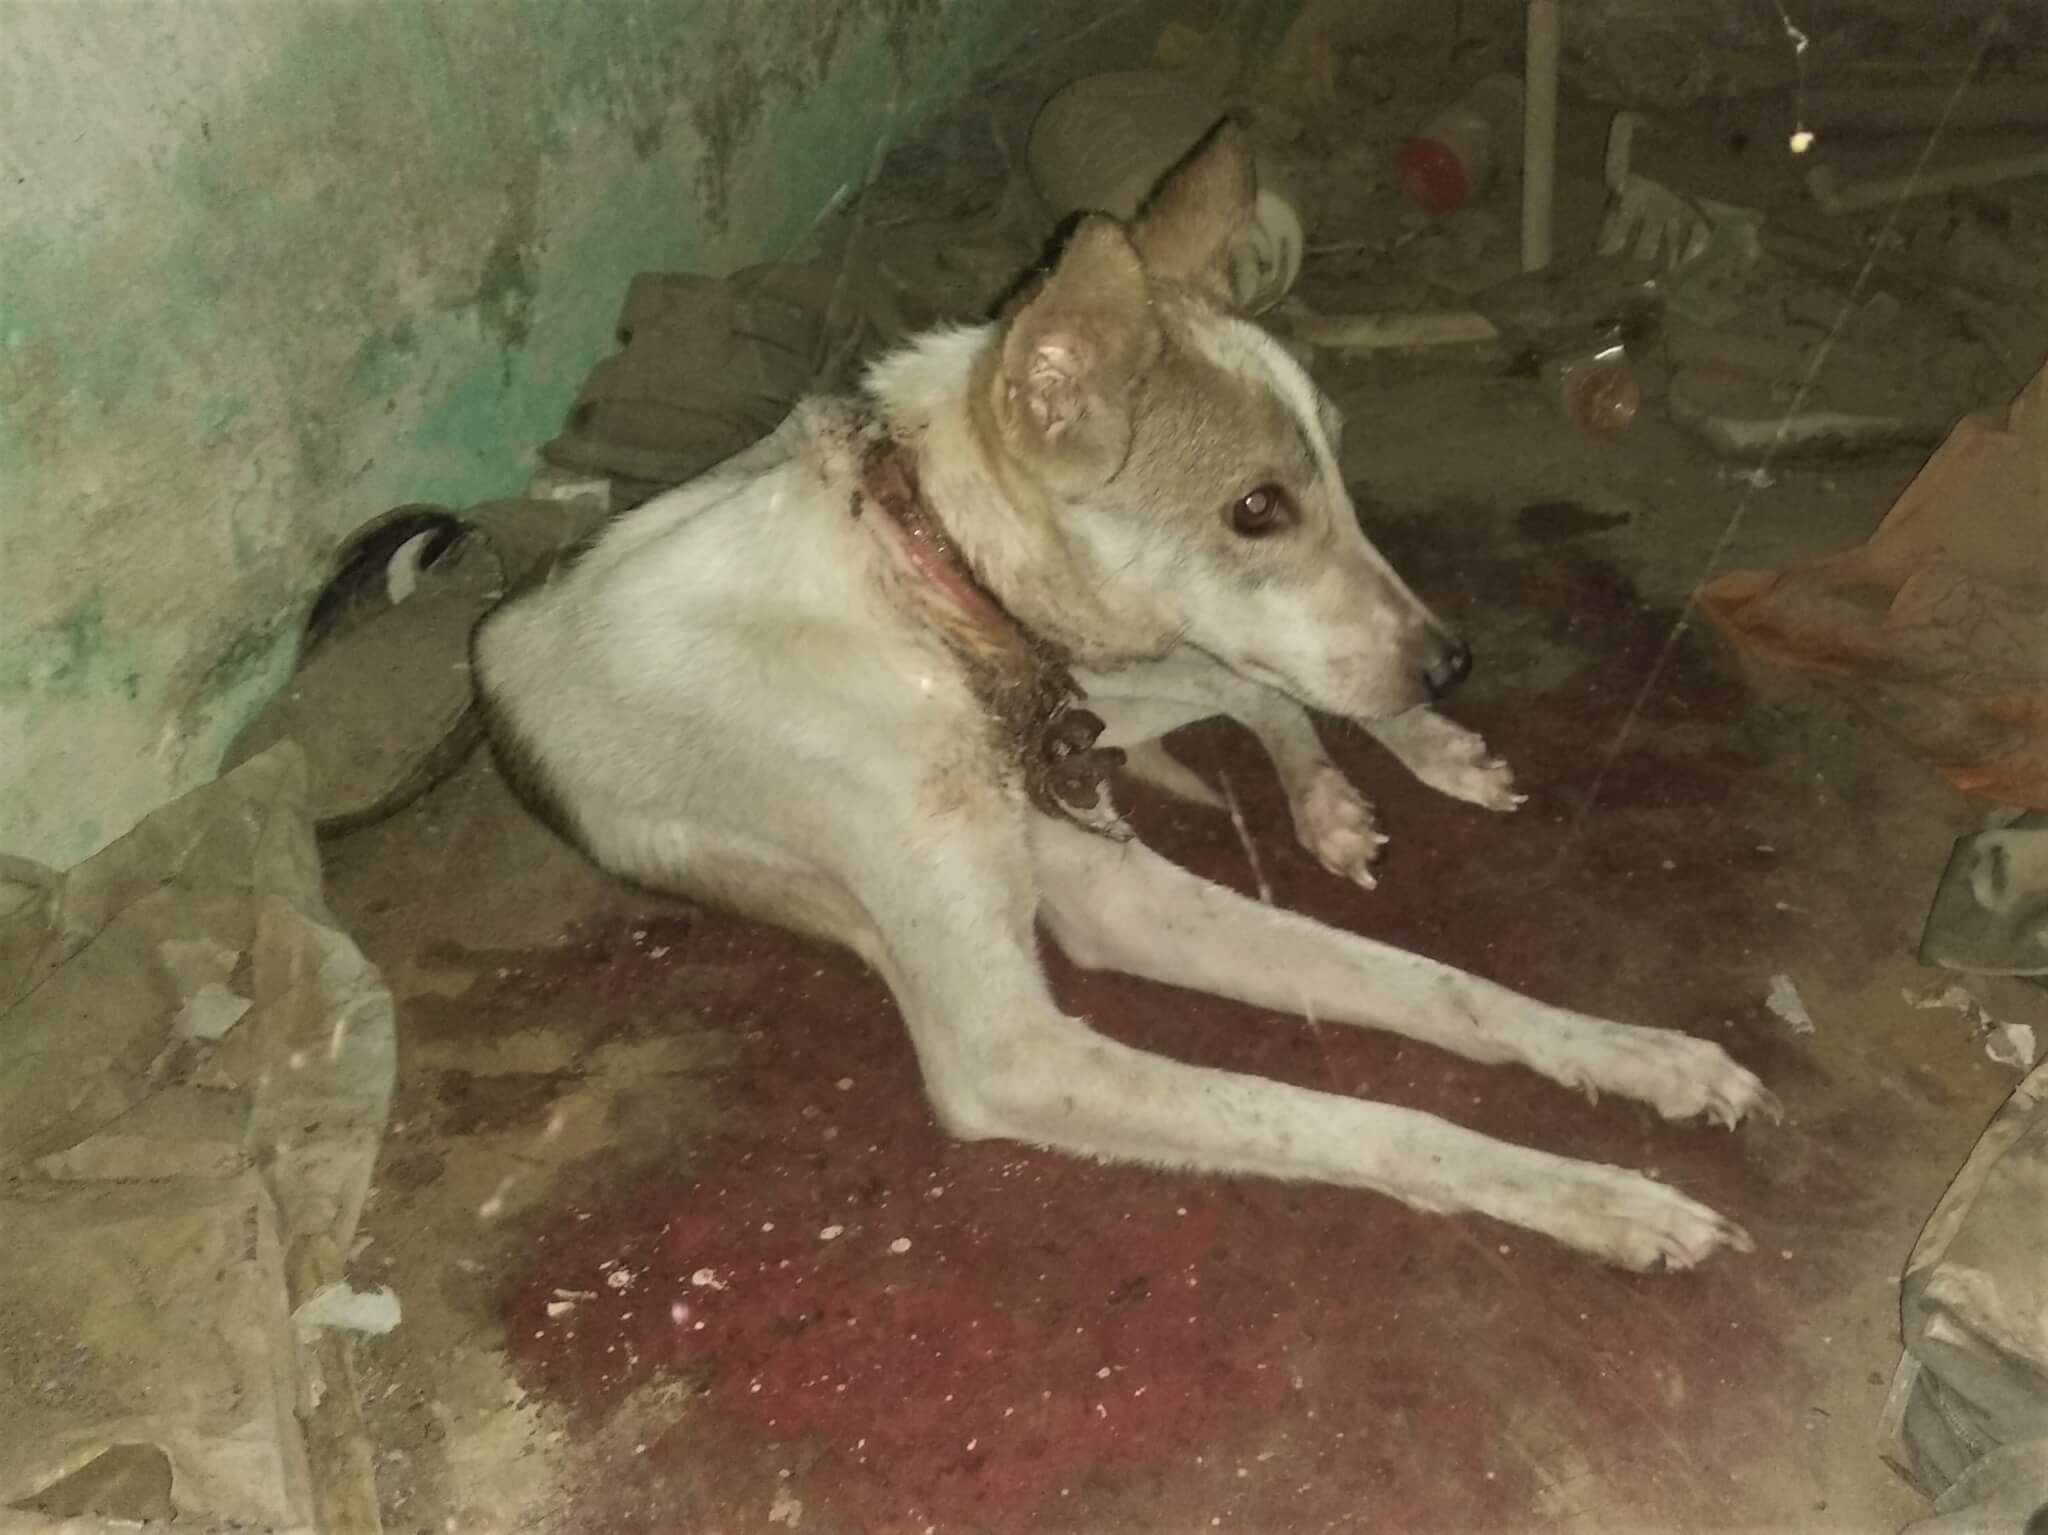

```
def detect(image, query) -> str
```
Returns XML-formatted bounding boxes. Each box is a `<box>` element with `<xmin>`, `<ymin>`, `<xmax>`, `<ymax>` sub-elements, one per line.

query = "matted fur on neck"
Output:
<box><xmin>847</xmin><ymin>401</ymin><xmax>1125</xmax><ymax>827</ymax></box>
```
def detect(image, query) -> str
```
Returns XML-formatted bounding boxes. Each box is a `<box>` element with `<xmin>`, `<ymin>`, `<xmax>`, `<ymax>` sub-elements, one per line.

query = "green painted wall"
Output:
<box><xmin>0</xmin><ymin>0</ymin><xmax>1031</xmax><ymax>868</ymax></box>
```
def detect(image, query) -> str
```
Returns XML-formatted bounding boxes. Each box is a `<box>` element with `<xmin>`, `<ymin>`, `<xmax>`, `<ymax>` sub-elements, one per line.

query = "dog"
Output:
<box><xmin>472</xmin><ymin>121</ymin><xmax>1778</xmax><ymax>1271</ymax></box>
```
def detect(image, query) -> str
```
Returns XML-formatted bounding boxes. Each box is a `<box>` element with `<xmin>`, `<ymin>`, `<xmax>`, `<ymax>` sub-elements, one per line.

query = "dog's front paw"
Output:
<box><xmin>1545</xmin><ymin>1166</ymin><xmax>1755</xmax><ymax>1272</ymax></box>
<box><xmin>1290</xmin><ymin>768</ymin><xmax>1388</xmax><ymax>888</ymax></box>
<box><xmin>1583</xmin><ymin>1028</ymin><xmax>1783</xmax><ymax>1129</ymax></box>
<box><xmin>1447</xmin><ymin>751</ymin><xmax>1525</xmax><ymax>813</ymax></box>
<box><xmin>1407</xmin><ymin>718</ymin><xmax>1526</xmax><ymax>812</ymax></box>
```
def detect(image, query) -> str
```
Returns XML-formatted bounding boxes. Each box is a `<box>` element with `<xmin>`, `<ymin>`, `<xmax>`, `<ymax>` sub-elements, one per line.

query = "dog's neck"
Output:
<box><xmin>852</xmin><ymin>423</ymin><xmax>1019</xmax><ymax>665</ymax></box>
<box><xmin>847</xmin><ymin>400</ymin><xmax>1125</xmax><ymax>829</ymax></box>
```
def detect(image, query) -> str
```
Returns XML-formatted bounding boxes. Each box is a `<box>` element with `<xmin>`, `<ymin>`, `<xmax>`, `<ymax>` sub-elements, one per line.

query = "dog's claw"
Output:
<box><xmin>1560</xmin><ymin>1025</ymin><xmax>1776</xmax><ymax>1130</ymax></box>
<box><xmin>1705</xmin><ymin>1075</ymin><xmax>1782</xmax><ymax>1132</ymax></box>
<box><xmin>1459</xmin><ymin>756</ymin><xmax>1525</xmax><ymax>814</ymax></box>
<box><xmin>1378</xmin><ymin>713</ymin><xmax>1525</xmax><ymax>812</ymax></box>
<box><xmin>1289</xmin><ymin>767</ymin><xmax>1387</xmax><ymax>887</ymax></box>
<box><xmin>1545</xmin><ymin>1165</ymin><xmax>1755</xmax><ymax>1271</ymax></box>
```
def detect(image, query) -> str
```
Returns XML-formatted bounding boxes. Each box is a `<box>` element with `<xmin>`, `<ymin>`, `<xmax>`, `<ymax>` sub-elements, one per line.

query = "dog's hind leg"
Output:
<box><xmin>867</xmin><ymin>812</ymin><xmax>1753</xmax><ymax>1270</ymax></box>
<box><xmin>1028</xmin><ymin>815</ymin><xmax>1779</xmax><ymax>1132</ymax></box>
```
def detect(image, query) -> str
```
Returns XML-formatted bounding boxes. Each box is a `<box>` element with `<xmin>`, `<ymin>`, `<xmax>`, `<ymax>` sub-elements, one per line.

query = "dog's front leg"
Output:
<box><xmin>955</xmin><ymin>1008</ymin><xmax>1753</xmax><ymax>1271</ymax></box>
<box><xmin>1229</xmin><ymin>691</ymin><xmax>1389</xmax><ymax>887</ymax></box>
<box><xmin>1030</xmin><ymin>814</ymin><xmax>1777</xmax><ymax>1128</ymax></box>
<box><xmin>863</xmin><ymin>800</ymin><xmax>1757</xmax><ymax>1269</ymax></box>
<box><xmin>1018</xmin><ymin>814</ymin><xmax>1776</xmax><ymax>1268</ymax></box>
<box><xmin>1089</xmin><ymin>663</ymin><xmax>1386</xmax><ymax>886</ymax></box>
<box><xmin>882</xmin><ymin>897</ymin><xmax>1752</xmax><ymax>1270</ymax></box>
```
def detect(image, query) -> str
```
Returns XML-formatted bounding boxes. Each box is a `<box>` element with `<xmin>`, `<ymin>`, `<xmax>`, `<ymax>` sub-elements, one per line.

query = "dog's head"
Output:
<box><xmin>979</xmin><ymin>121</ymin><xmax>1468</xmax><ymax>722</ymax></box>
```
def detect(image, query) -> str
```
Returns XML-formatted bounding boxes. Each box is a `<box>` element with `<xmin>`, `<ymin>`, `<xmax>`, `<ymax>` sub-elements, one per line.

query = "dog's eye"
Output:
<box><xmin>1227</xmin><ymin>484</ymin><xmax>1293</xmax><ymax>538</ymax></box>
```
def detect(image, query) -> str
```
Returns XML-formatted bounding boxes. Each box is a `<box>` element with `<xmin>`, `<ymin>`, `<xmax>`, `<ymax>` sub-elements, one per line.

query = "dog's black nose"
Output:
<box><xmin>1423</xmin><ymin>637</ymin><xmax>1472</xmax><ymax>698</ymax></box>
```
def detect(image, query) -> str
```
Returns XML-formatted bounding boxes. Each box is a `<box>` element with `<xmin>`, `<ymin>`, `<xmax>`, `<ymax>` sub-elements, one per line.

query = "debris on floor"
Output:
<box><xmin>1904</xmin><ymin>982</ymin><xmax>2044</xmax><ymax>1074</ymax></box>
<box><xmin>0</xmin><ymin>744</ymin><xmax>394</xmax><ymax>1532</ymax></box>
<box><xmin>1395</xmin><ymin>72</ymin><xmax>1522</xmax><ymax>216</ymax></box>
<box><xmin>1766</xmin><ymin>972</ymin><xmax>1817</xmax><ymax>1035</ymax></box>
<box><xmin>1808</xmin><ymin>147</ymin><xmax>2048</xmax><ymax>217</ymax></box>
<box><xmin>1560</xmin><ymin>0</ymin><xmax>1800</xmax><ymax>109</ymax></box>
<box><xmin>1028</xmin><ymin>70</ymin><xmax>1308</xmax><ymax>314</ymax></box>
<box><xmin>1597</xmin><ymin>110</ymin><xmax>1763</xmax><ymax>328</ymax></box>
<box><xmin>295</xmin><ymin>1282</ymin><xmax>404</xmax><ymax>1338</ymax></box>
<box><xmin>1883</xmin><ymin>1051</ymin><xmax>2048</xmax><ymax>1529</ymax></box>
<box><xmin>225</xmin><ymin>498</ymin><xmax>606</xmax><ymax>839</ymax></box>
<box><xmin>1273</xmin><ymin>300</ymin><xmax>1503</xmax><ymax>359</ymax></box>
<box><xmin>1663</xmin><ymin>286</ymin><xmax>2002</xmax><ymax>462</ymax></box>
<box><xmin>1984</xmin><ymin>1022</ymin><xmax>2040</xmax><ymax>1071</ymax></box>
<box><xmin>1921</xmin><ymin>811</ymin><xmax>2048</xmax><ymax>978</ymax></box>
<box><xmin>1702</xmin><ymin>356</ymin><xmax>2048</xmax><ymax>810</ymax></box>
<box><xmin>541</xmin><ymin>264</ymin><xmax>887</xmax><ymax>506</ymax></box>
<box><xmin>228</xmin><ymin>507</ymin><xmax>502</xmax><ymax>838</ymax></box>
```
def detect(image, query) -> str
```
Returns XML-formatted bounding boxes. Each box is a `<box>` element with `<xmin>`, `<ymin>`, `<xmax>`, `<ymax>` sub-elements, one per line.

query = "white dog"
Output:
<box><xmin>473</xmin><ymin>122</ymin><xmax>1777</xmax><ymax>1270</ymax></box>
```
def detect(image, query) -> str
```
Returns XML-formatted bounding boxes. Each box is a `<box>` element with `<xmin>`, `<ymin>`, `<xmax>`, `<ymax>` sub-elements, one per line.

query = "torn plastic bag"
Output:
<box><xmin>1882</xmin><ymin>1052</ymin><xmax>2048</xmax><ymax>1532</ymax></box>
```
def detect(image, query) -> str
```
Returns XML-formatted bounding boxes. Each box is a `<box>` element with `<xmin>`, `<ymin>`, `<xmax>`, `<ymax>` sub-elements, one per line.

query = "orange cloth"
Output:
<box><xmin>1701</xmin><ymin>363</ymin><xmax>2048</xmax><ymax>809</ymax></box>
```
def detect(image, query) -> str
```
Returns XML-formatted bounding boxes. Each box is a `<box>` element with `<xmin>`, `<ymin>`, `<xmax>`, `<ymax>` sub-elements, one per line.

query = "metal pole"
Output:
<box><xmin>1522</xmin><ymin>0</ymin><xmax>1560</xmax><ymax>272</ymax></box>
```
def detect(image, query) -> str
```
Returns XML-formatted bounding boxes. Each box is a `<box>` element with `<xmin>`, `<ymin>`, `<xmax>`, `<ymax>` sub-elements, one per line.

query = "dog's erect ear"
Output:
<box><xmin>996</xmin><ymin>216</ymin><xmax>1152</xmax><ymax>459</ymax></box>
<box><xmin>1130</xmin><ymin>117</ymin><xmax>1258</xmax><ymax>303</ymax></box>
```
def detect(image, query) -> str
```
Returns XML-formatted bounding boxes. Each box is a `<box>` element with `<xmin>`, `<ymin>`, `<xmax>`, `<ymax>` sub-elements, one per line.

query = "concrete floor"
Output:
<box><xmin>325</xmin><ymin>350</ymin><xmax>2044</xmax><ymax>1532</ymax></box>
<box><xmin>321</xmin><ymin>30</ymin><xmax>2048</xmax><ymax>1535</ymax></box>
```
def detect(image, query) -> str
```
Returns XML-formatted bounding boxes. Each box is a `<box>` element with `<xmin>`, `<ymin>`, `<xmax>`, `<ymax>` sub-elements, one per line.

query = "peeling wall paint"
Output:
<box><xmin>0</xmin><ymin>0</ymin><xmax>1036</xmax><ymax>868</ymax></box>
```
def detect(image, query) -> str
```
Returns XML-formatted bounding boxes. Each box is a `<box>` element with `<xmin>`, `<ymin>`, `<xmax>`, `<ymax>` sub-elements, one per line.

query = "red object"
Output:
<box><xmin>1397</xmin><ymin>136</ymin><xmax>1472</xmax><ymax>212</ymax></box>
<box><xmin>1397</xmin><ymin>73</ymin><xmax>1522</xmax><ymax>214</ymax></box>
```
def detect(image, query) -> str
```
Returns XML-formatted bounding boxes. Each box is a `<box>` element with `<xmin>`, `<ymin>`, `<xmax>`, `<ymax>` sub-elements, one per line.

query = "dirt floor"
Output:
<box><xmin>322</xmin><ymin>15</ymin><xmax>2048</xmax><ymax>1535</ymax></box>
